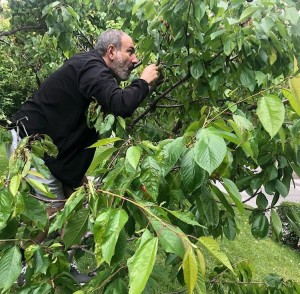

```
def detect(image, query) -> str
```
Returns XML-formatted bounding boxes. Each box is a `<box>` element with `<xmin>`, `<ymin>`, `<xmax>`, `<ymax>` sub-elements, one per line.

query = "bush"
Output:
<box><xmin>277</xmin><ymin>202</ymin><xmax>300</xmax><ymax>250</ymax></box>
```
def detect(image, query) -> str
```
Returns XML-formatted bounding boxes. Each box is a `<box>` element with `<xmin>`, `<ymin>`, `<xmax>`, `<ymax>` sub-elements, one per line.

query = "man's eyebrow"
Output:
<box><xmin>127</xmin><ymin>46</ymin><xmax>135</xmax><ymax>52</ymax></box>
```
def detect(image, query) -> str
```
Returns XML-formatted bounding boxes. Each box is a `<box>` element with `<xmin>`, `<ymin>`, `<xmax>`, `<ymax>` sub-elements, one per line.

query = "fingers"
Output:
<box><xmin>140</xmin><ymin>64</ymin><xmax>161</xmax><ymax>86</ymax></box>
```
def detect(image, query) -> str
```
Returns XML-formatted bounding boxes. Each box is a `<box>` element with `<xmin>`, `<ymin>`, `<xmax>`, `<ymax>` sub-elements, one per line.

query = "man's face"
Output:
<box><xmin>111</xmin><ymin>35</ymin><xmax>138</xmax><ymax>81</ymax></box>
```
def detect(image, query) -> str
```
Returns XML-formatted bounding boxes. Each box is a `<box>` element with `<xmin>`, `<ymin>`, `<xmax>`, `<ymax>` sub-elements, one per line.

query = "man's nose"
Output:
<box><xmin>131</xmin><ymin>54</ymin><xmax>138</xmax><ymax>64</ymax></box>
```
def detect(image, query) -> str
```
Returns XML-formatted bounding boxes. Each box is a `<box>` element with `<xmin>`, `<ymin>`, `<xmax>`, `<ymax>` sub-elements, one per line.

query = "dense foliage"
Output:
<box><xmin>0</xmin><ymin>0</ymin><xmax>300</xmax><ymax>293</ymax></box>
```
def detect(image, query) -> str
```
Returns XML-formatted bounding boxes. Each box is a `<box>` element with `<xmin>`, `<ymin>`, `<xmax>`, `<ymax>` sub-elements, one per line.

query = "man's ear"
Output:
<box><xmin>107</xmin><ymin>44</ymin><xmax>116</xmax><ymax>61</ymax></box>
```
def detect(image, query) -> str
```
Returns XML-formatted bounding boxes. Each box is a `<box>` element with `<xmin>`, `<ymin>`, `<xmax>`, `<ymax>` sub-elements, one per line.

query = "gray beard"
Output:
<box><xmin>111</xmin><ymin>56</ymin><xmax>131</xmax><ymax>81</ymax></box>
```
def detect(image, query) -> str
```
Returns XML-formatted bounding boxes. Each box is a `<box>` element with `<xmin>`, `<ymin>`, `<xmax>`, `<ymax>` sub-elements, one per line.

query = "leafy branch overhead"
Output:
<box><xmin>0</xmin><ymin>0</ymin><xmax>300</xmax><ymax>293</ymax></box>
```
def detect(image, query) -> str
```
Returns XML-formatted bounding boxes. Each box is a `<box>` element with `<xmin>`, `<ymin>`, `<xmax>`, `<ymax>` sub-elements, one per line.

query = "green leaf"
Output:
<box><xmin>34</xmin><ymin>247</ymin><xmax>51</xmax><ymax>275</ymax></box>
<box><xmin>0</xmin><ymin>188</ymin><xmax>13</xmax><ymax>230</ymax></box>
<box><xmin>31</xmin><ymin>154</ymin><xmax>51</xmax><ymax>179</ymax></box>
<box><xmin>256</xmin><ymin>192</ymin><xmax>268</xmax><ymax>209</ymax></box>
<box><xmin>198</xmin><ymin>236</ymin><xmax>233</xmax><ymax>272</ymax></box>
<box><xmin>194</xmin><ymin>128</ymin><xmax>227</xmax><ymax>175</ymax></box>
<box><xmin>256</xmin><ymin>95</ymin><xmax>285</xmax><ymax>138</ymax></box>
<box><xmin>222</xmin><ymin>178</ymin><xmax>244</xmax><ymax>213</ymax></box>
<box><xmin>49</xmin><ymin>187</ymin><xmax>86</xmax><ymax>233</ymax></box>
<box><xmin>223</xmin><ymin>37</ymin><xmax>236</xmax><ymax>56</ymax></box>
<box><xmin>181</xmin><ymin>149</ymin><xmax>206</xmax><ymax>193</ymax></box>
<box><xmin>211</xmin><ymin>185</ymin><xmax>235</xmax><ymax>217</ymax></box>
<box><xmin>264</xmin><ymin>273</ymin><xmax>283</xmax><ymax>288</ymax></box>
<box><xmin>0</xmin><ymin>246</ymin><xmax>22</xmax><ymax>292</ymax></box>
<box><xmin>250</xmin><ymin>210</ymin><xmax>269</xmax><ymax>239</ymax></box>
<box><xmin>22</xmin><ymin>194</ymin><xmax>48</xmax><ymax>230</ymax></box>
<box><xmin>238</xmin><ymin>6</ymin><xmax>259</xmax><ymax>23</ymax></box>
<box><xmin>183</xmin><ymin>247</ymin><xmax>198</xmax><ymax>294</ymax></box>
<box><xmin>88</xmin><ymin>137</ymin><xmax>121</xmax><ymax>148</ymax></box>
<box><xmin>232</xmin><ymin>114</ymin><xmax>254</xmax><ymax>132</ymax></box>
<box><xmin>196</xmin><ymin>187</ymin><xmax>220</xmax><ymax>227</ymax></box>
<box><xmin>195</xmin><ymin>249</ymin><xmax>206</xmax><ymax>294</ymax></box>
<box><xmin>140</xmin><ymin>156</ymin><xmax>161</xmax><ymax>200</ymax></box>
<box><xmin>285</xmin><ymin>77</ymin><xmax>300</xmax><ymax>115</ymax></box>
<box><xmin>190</xmin><ymin>60</ymin><xmax>203</xmax><ymax>79</ymax></box>
<box><xmin>25</xmin><ymin>177</ymin><xmax>56</xmax><ymax>199</ymax></box>
<box><xmin>161</xmin><ymin>137</ymin><xmax>185</xmax><ymax>176</ymax></box>
<box><xmin>275</xmin><ymin>179</ymin><xmax>289</xmax><ymax>197</ymax></box>
<box><xmin>128</xmin><ymin>237</ymin><xmax>158</xmax><ymax>294</ymax></box>
<box><xmin>166</xmin><ymin>209</ymin><xmax>206</xmax><ymax>228</ymax></box>
<box><xmin>270</xmin><ymin>209</ymin><xmax>282</xmax><ymax>241</ymax></box>
<box><xmin>88</xmin><ymin>146</ymin><xmax>117</xmax><ymax>174</ymax></box>
<box><xmin>285</xmin><ymin>7</ymin><xmax>300</xmax><ymax>25</ymax></box>
<box><xmin>194</xmin><ymin>1</ymin><xmax>206</xmax><ymax>23</ymax></box>
<box><xmin>94</xmin><ymin>208</ymin><xmax>128</xmax><ymax>266</ymax></box>
<box><xmin>286</xmin><ymin>210</ymin><xmax>300</xmax><ymax>238</ymax></box>
<box><xmin>223</xmin><ymin>216</ymin><xmax>236</xmax><ymax>241</ymax></box>
<box><xmin>63</xmin><ymin>208</ymin><xmax>89</xmax><ymax>248</ymax></box>
<box><xmin>150</xmin><ymin>219</ymin><xmax>185</xmax><ymax>258</ymax></box>
<box><xmin>104</xmin><ymin>278</ymin><xmax>128</xmax><ymax>294</ymax></box>
<box><xmin>117</xmin><ymin>116</ymin><xmax>126</xmax><ymax>129</ymax></box>
<box><xmin>240</xmin><ymin>65</ymin><xmax>256</xmax><ymax>91</ymax></box>
<box><xmin>126</xmin><ymin>146</ymin><xmax>141</xmax><ymax>170</ymax></box>
<box><xmin>9</xmin><ymin>174</ymin><xmax>21</xmax><ymax>196</ymax></box>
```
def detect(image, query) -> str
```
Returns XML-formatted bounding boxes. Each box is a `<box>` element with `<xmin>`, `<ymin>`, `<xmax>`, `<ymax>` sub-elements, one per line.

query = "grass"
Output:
<box><xmin>0</xmin><ymin>144</ymin><xmax>8</xmax><ymax>174</ymax></box>
<box><xmin>219</xmin><ymin>211</ymin><xmax>300</xmax><ymax>282</ymax></box>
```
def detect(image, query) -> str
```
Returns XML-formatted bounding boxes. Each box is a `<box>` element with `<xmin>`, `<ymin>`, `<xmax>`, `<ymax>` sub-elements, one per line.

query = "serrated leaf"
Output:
<box><xmin>256</xmin><ymin>95</ymin><xmax>285</xmax><ymax>138</ymax></box>
<box><xmin>198</xmin><ymin>236</ymin><xmax>233</xmax><ymax>272</ymax></box>
<box><xmin>0</xmin><ymin>246</ymin><xmax>22</xmax><ymax>292</ymax></box>
<box><xmin>222</xmin><ymin>178</ymin><xmax>244</xmax><ymax>213</ymax></box>
<box><xmin>88</xmin><ymin>137</ymin><xmax>121</xmax><ymax>148</ymax></box>
<box><xmin>162</xmin><ymin>137</ymin><xmax>185</xmax><ymax>176</ymax></box>
<box><xmin>183</xmin><ymin>247</ymin><xmax>198</xmax><ymax>294</ymax></box>
<box><xmin>94</xmin><ymin>208</ymin><xmax>128</xmax><ymax>266</ymax></box>
<box><xmin>195</xmin><ymin>249</ymin><xmax>206</xmax><ymax>294</ymax></box>
<box><xmin>128</xmin><ymin>237</ymin><xmax>158</xmax><ymax>294</ymax></box>
<box><xmin>140</xmin><ymin>156</ymin><xmax>161</xmax><ymax>200</ymax></box>
<box><xmin>126</xmin><ymin>146</ymin><xmax>141</xmax><ymax>170</ymax></box>
<box><xmin>232</xmin><ymin>114</ymin><xmax>254</xmax><ymax>132</ymax></box>
<box><xmin>150</xmin><ymin>219</ymin><xmax>184</xmax><ymax>258</ymax></box>
<box><xmin>63</xmin><ymin>208</ymin><xmax>89</xmax><ymax>248</ymax></box>
<box><xmin>194</xmin><ymin>128</ymin><xmax>227</xmax><ymax>175</ymax></box>
<box><xmin>181</xmin><ymin>149</ymin><xmax>206</xmax><ymax>193</ymax></box>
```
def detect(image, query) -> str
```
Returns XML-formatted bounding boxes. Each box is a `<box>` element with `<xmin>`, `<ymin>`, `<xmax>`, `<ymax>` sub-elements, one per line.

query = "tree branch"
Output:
<box><xmin>128</xmin><ymin>74</ymin><xmax>191</xmax><ymax>130</ymax></box>
<box><xmin>0</xmin><ymin>25</ymin><xmax>46</xmax><ymax>37</ymax></box>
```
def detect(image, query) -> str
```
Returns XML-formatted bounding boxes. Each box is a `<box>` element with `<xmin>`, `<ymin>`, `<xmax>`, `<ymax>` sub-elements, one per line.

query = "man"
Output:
<box><xmin>8</xmin><ymin>29</ymin><xmax>160</xmax><ymax>209</ymax></box>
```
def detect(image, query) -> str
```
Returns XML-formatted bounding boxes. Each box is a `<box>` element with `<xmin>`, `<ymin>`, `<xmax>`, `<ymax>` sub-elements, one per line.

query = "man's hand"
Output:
<box><xmin>140</xmin><ymin>64</ymin><xmax>160</xmax><ymax>86</ymax></box>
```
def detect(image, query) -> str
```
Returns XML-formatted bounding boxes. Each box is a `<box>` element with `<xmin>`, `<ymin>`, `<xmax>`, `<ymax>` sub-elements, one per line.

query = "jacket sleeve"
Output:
<box><xmin>78</xmin><ymin>59</ymin><xmax>149</xmax><ymax>118</ymax></box>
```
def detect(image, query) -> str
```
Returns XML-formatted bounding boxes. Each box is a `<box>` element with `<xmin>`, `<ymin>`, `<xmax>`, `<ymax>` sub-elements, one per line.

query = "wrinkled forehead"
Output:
<box><xmin>121</xmin><ymin>34</ymin><xmax>135</xmax><ymax>50</ymax></box>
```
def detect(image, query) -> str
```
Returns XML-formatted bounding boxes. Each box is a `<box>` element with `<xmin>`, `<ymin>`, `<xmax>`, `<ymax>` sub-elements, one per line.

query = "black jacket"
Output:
<box><xmin>12</xmin><ymin>49</ymin><xmax>149</xmax><ymax>187</ymax></box>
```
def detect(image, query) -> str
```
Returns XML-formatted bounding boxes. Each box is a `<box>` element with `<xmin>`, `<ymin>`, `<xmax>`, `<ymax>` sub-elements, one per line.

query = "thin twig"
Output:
<box><xmin>128</xmin><ymin>74</ymin><xmax>191</xmax><ymax>130</ymax></box>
